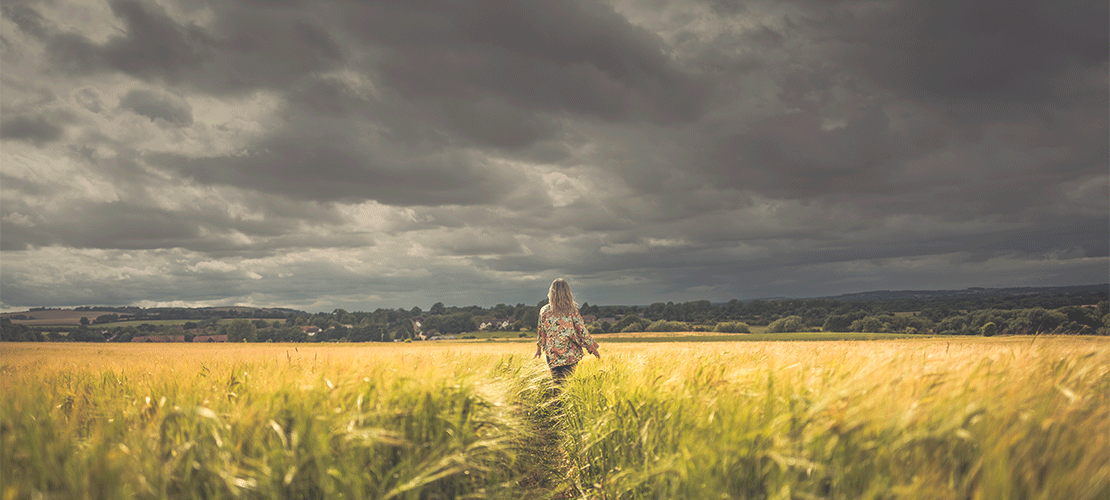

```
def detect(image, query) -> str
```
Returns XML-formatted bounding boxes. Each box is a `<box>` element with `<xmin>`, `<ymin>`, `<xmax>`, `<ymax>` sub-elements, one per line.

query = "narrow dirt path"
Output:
<box><xmin>511</xmin><ymin>387</ymin><xmax>587</xmax><ymax>499</ymax></box>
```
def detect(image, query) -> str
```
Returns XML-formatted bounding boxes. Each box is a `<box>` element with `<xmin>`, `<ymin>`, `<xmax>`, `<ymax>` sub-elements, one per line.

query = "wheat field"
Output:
<box><xmin>2</xmin><ymin>337</ymin><xmax>1107</xmax><ymax>499</ymax></box>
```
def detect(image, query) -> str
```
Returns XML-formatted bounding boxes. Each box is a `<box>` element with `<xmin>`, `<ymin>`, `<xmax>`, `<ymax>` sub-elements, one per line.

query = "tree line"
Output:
<box><xmin>2</xmin><ymin>285</ymin><xmax>1106</xmax><ymax>342</ymax></box>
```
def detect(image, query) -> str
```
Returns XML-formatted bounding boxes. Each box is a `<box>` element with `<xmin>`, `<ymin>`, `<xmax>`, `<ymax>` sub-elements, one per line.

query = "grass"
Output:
<box><xmin>2</xmin><ymin>338</ymin><xmax>1107</xmax><ymax>499</ymax></box>
<box><xmin>1</xmin><ymin>343</ymin><xmax>560</xmax><ymax>499</ymax></box>
<box><xmin>559</xmin><ymin>337</ymin><xmax>1109</xmax><ymax>498</ymax></box>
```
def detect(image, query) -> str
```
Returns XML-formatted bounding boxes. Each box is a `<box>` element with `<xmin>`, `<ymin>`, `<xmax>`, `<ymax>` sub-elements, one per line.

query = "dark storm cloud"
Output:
<box><xmin>679</xmin><ymin>0</ymin><xmax>1107</xmax><ymax>226</ymax></box>
<box><xmin>703</xmin><ymin>106</ymin><xmax>913</xmax><ymax>198</ymax></box>
<box><xmin>43</xmin><ymin>2</ymin><xmax>204</xmax><ymax>76</ymax></box>
<box><xmin>118</xmin><ymin>89</ymin><xmax>192</xmax><ymax>126</ymax></box>
<box><xmin>434</xmin><ymin>97</ymin><xmax>558</xmax><ymax>150</ymax></box>
<box><xmin>0</xmin><ymin>174</ymin><xmax>50</xmax><ymax>197</ymax></box>
<box><xmin>427</xmin><ymin>229</ymin><xmax>526</xmax><ymax>257</ymax></box>
<box><xmin>478</xmin><ymin>212</ymin><xmax>1109</xmax><ymax>298</ymax></box>
<box><xmin>41</xmin><ymin>0</ymin><xmax>343</xmax><ymax>94</ymax></box>
<box><xmin>1</xmin><ymin>200</ymin><xmax>201</xmax><ymax>250</ymax></box>
<box><xmin>0</xmin><ymin>195</ymin><xmax>368</xmax><ymax>254</ymax></box>
<box><xmin>0</xmin><ymin>259</ymin><xmax>257</xmax><ymax>308</ymax></box>
<box><xmin>281</xmin><ymin>75</ymin><xmax>559</xmax><ymax>154</ymax></box>
<box><xmin>134</xmin><ymin>67</ymin><xmax>545</xmax><ymax>206</ymax></box>
<box><xmin>0</xmin><ymin>3</ymin><xmax>48</xmax><ymax>39</ymax></box>
<box><xmin>0</xmin><ymin>114</ymin><xmax>64</xmax><ymax>144</ymax></box>
<box><xmin>29</xmin><ymin>0</ymin><xmax>666</xmax><ymax>206</ymax></box>
<box><xmin>834</xmin><ymin>0</ymin><xmax>1108</xmax><ymax>110</ymax></box>
<box><xmin>706</xmin><ymin>0</ymin><xmax>748</xmax><ymax>16</ymax></box>
<box><xmin>348</xmin><ymin>1</ymin><xmax>709</xmax><ymax>123</ymax></box>
<box><xmin>11</xmin><ymin>0</ymin><xmax>697</xmax><ymax>131</ymax></box>
<box><xmin>150</xmin><ymin>141</ymin><xmax>521</xmax><ymax>207</ymax></box>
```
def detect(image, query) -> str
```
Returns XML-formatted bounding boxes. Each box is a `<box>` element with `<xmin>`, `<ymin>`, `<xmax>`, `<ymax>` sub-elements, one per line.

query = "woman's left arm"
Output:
<box><xmin>574</xmin><ymin>312</ymin><xmax>600</xmax><ymax>358</ymax></box>
<box><xmin>535</xmin><ymin>312</ymin><xmax>545</xmax><ymax>358</ymax></box>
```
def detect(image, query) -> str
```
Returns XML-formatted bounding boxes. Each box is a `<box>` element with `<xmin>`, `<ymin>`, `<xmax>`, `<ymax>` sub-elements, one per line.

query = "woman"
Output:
<box><xmin>534</xmin><ymin>278</ymin><xmax>600</xmax><ymax>384</ymax></box>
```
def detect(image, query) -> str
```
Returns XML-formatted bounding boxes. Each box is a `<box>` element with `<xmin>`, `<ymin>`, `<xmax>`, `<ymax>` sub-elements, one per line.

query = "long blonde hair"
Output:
<box><xmin>548</xmin><ymin>278</ymin><xmax>578</xmax><ymax>316</ymax></box>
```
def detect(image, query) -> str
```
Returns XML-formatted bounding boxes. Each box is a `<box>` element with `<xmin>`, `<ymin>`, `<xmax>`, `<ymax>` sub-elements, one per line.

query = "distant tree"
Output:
<box><xmin>664</xmin><ymin>302</ymin><xmax>679</xmax><ymax>321</ymax></box>
<box><xmin>0</xmin><ymin>317</ymin><xmax>42</xmax><ymax>341</ymax></box>
<box><xmin>767</xmin><ymin>315</ymin><xmax>805</xmax><ymax>333</ymax></box>
<box><xmin>850</xmin><ymin>316</ymin><xmax>885</xmax><ymax>333</ymax></box>
<box><xmin>439</xmin><ymin>313</ymin><xmax>477</xmax><ymax>335</ymax></box>
<box><xmin>937</xmin><ymin>316</ymin><xmax>969</xmax><ymax>335</ymax></box>
<box><xmin>643</xmin><ymin>320</ymin><xmax>683</xmax><ymax>331</ymax></box>
<box><xmin>113</xmin><ymin>326</ymin><xmax>137</xmax><ymax>343</ymax></box>
<box><xmin>1010</xmin><ymin>308</ymin><xmax>1065</xmax><ymax>335</ymax></box>
<box><xmin>93</xmin><ymin>314</ymin><xmax>119</xmax><ymax>324</ymax></box>
<box><xmin>80</xmin><ymin>317</ymin><xmax>90</xmax><ymax>326</ymax></box>
<box><xmin>430</xmin><ymin>302</ymin><xmax>446</xmax><ymax>315</ymax></box>
<box><xmin>226</xmin><ymin>319</ymin><xmax>257</xmax><ymax>342</ymax></box>
<box><xmin>620</xmin><ymin>322</ymin><xmax>647</xmax><ymax>333</ymax></box>
<box><xmin>714</xmin><ymin>321</ymin><xmax>750</xmax><ymax>333</ymax></box>
<box><xmin>392</xmin><ymin>319</ymin><xmax>414</xmax><ymax>340</ymax></box>
<box><xmin>70</xmin><ymin>326</ymin><xmax>104</xmax><ymax>342</ymax></box>
<box><xmin>1058</xmin><ymin>306</ymin><xmax>1103</xmax><ymax>331</ymax></box>
<box><xmin>746</xmin><ymin>300</ymin><xmax>768</xmax><ymax>319</ymax></box>
<box><xmin>272</xmin><ymin>326</ymin><xmax>303</xmax><ymax>343</ymax></box>
<box><xmin>980</xmin><ymin>322</ymin><xmax>998</xmax><ymax>337</ymax></box>
<box><xmin>614</xmin><ymin>315</ymin><xmax>648</xmax><ymax>333</ymax></box>
<box><xmin>890</xmin><ymin>314</ymin><xmax>934</xmax><ymax>334</ymax></box>
<box><xmin>823</xmin><ymin>313</ymin><xmax>864</xmax><ymax>332</ymax></box>
<box><xmin>342</xmin><ymin>325</ymin><xmax>365</xmax><ymax>342</ymax></box>
<box><xmin>522</xmin><ymin>308</ymin><xmax>539</xmax><ymax>331</ymax></box>
<box><xmin>419</xmin><ymin>315</ymin><xmax>440</xmax><ymax>334</ymax></box>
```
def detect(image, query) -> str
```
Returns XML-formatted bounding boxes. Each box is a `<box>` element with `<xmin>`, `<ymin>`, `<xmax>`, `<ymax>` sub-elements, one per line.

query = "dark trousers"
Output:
<box><xmin>550</xmin><ymin>363</ymin><xmax>577</xmax><ymax>385</ymax></box>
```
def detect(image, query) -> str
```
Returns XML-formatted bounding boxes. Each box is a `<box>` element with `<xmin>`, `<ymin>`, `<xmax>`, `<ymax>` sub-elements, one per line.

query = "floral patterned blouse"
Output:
<box><xmin>537</xmin><ymin>304</ymin><xmax>599</xmax><ymax>368</ymax></box>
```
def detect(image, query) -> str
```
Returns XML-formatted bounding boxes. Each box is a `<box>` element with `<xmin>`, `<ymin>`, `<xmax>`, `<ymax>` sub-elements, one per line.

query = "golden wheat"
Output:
<box><xmin>2</xmin><ymin>337</ymin><xmax>1106</xmax><ymax>499</ymax></box>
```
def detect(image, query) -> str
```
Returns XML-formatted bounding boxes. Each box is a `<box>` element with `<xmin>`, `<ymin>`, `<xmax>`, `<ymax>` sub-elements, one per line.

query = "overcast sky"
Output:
<box><xmin>1</xmin><ymin>0</ymin><xmax>1107</xmax><ymax>313</ymax></box>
